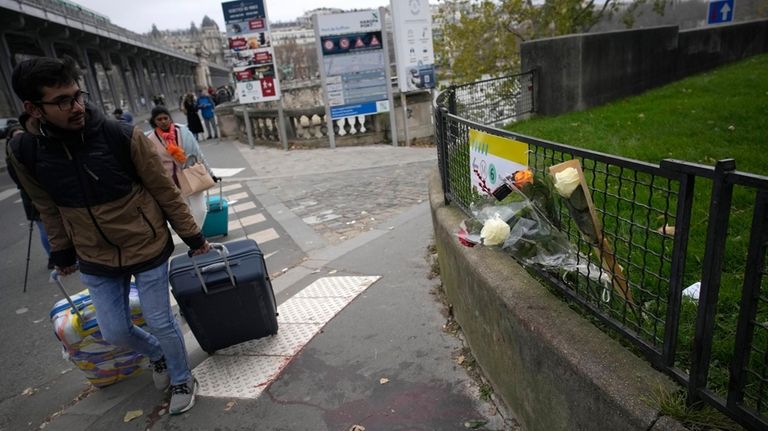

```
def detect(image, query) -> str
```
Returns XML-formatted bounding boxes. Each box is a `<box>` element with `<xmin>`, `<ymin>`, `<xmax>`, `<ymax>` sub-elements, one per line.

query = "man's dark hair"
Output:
<box><xmin>113</xmin><ymin>108</ymin><xmax>123</xmax><ymax>115</ymax></box>
<box><xmin>11</xmin><ymin>56</ymin><xmax>81</xmax><ymax>102</ymax></box>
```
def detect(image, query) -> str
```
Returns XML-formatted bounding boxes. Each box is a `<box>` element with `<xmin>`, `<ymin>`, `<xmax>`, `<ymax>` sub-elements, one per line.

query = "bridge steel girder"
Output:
<box><xmin>0</xmin><ymin>13</ymin><xmax>25</xmax><ymax>31</ymax></box>
<box><xmin>99</xmin><ymin>49</ymin><xmax>121</xmax><ymax>113</ymax></box>
<box><xmin>133</xmin><ymin>56</ymin><xmax>153</xmax><ymax>113</ymax></box>
<box><xmin>0</xmin><ymin>32</ymin><xmax>22</xmax><ymax>117</ymax></box>
<box><xmin>78</xmin><ymin>47</ymin><xmax>105</xmax><ymax>113</ymax></box>
<box><xmin>112</xmin><ymin>54</ymin><xmax>138</xmax><ymax>114</ymax></box>
<box><xmin>0</xmin><ymin>5</ymin><xmax>207</xmax><ymax>117</ymax></box>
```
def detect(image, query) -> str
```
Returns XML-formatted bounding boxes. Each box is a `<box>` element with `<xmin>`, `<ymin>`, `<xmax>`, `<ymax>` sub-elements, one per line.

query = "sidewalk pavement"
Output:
<box><xmin>25</xmin><ymin>139</ymin><xmax>519</xmax><ymax>430</ymax></box>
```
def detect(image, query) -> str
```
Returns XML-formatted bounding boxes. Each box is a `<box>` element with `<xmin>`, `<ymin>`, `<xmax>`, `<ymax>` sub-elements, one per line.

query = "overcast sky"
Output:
<box><xmin>74</xmin><ymin>0</ymin><xmax>405</xmax><ymax>34</ymax></box>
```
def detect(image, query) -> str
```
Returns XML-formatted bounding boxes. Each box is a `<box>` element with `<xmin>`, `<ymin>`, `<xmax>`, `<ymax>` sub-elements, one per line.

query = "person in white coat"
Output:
<box><xmin>145</xmin><ymin>106</ymin><xmax>219</xmax><ymax>228</ymax></box>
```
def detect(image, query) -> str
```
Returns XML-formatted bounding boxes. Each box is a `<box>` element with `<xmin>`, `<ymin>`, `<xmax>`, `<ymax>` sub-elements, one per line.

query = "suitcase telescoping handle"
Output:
<box><xmin>187</xmin><ymin>243</ymin><xmax>237</xmax><ymax>294</ymax></box>
<box><xmin>205</xmin><ymin>180</ymin><xmax>224</xmax><ymax>212</ymax></box>
<box><xmin>49</xmin><ymin>270</ymin><xmax>85</xmax><ymax>322</ymax></box>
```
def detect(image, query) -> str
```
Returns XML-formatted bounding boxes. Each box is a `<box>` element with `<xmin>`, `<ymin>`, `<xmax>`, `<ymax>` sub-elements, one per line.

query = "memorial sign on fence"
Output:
<box><xmin>222</xmin><ymin>0</ymin><xmax>281</xmax><ymax>103</ymax></box>
<box><xmin>469</xmin><ymin>129</ymin><xmax>529</xmax><ymax>195</ymax></box>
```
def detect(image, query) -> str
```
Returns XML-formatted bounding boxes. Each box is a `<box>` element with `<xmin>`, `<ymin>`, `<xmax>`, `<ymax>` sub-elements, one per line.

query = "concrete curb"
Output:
<box><xmin>428</xmin><ymin>168</ymin><xmax>684</xmax><ymax>431</ymax></box>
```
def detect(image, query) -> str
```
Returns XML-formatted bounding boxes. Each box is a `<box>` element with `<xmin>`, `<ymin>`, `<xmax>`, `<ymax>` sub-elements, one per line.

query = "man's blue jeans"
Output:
<box><xmin>80</xmin><ymin>262</ymin><xmax>191</xmax><ymax>385</ymax></box>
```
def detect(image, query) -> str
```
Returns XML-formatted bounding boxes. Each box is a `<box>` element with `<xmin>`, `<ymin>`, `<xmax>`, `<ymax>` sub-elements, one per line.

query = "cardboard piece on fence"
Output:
<box><xmin>549</xmin><ymin>160</ymin><xmax>635</xmax><ymax>307</ymax></box>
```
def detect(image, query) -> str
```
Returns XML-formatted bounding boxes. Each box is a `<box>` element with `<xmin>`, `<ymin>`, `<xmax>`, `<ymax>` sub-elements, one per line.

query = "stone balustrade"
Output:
<box><xmin>215</xmin><ymin>90</ymin><xmax>435</xmax><ymax>149</ymax></box>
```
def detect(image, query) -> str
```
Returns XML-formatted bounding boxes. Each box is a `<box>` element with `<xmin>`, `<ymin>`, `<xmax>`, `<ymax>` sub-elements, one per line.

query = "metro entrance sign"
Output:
<box><xmin>707</xmin><ymin>0</ymin><xmax>734</xmax><ymax>24</ymax></box>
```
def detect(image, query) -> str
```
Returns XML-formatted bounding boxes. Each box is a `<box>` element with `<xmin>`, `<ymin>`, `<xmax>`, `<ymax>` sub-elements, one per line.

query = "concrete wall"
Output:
<box><xmin>428</xmin><ymin>170</ymin><xmax>687</xmax><ymax>431</ymax></box>
<box><xmin>522</xmin><ymin>19</ymin><xmax>768</xmax><ymax>116</ymax></box>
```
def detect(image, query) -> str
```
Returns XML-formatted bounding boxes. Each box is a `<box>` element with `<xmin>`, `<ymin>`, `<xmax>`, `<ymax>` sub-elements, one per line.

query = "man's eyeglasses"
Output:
<box><xmin>36</xmin><ymin>91</ymin><xmax>89</xmax><ymax>111</ymax></box>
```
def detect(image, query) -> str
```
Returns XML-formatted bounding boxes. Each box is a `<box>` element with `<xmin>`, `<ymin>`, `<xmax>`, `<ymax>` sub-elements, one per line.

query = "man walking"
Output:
<box><xmin>8</xmin><ymin>56</ymin><xmax>208</xmax><ymax>415</ymax></box>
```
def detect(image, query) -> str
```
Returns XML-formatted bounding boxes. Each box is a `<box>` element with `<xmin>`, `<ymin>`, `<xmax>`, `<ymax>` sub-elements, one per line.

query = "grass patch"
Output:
<box><xmin>503</xmin><ymin>54</ymin><xmax>768</xmax><ymax>406</ymax></box>
<box><xmin>643</xmin><ymin>386</ymin><xmax>742</xmax><ymax>431</ymax></box>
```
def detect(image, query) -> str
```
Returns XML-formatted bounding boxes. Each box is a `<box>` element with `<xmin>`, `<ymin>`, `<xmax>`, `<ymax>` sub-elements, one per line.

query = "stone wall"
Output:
<box><xmin>429</xmin><ymin>169</ymin><xmax>686</xmax><ymax>431</ymax></box>
<box><xmin>521</xmin><ymin>19</ymin><xmax>768</xmax><ymax>116</ymax></box>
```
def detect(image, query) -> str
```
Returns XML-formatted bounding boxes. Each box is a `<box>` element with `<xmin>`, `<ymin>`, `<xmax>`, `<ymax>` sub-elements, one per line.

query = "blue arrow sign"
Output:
<box><xmin>708</xmin><ymin>0</ymin><xmax>734</xmax><ymax>24</ymax></box>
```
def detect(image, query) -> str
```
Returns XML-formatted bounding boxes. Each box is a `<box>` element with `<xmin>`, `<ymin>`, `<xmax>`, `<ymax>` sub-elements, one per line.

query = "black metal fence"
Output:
<box><xmin>435</xmin><ymin>74</ymin><xmax>768</xmax><ymax>431</ymax></box>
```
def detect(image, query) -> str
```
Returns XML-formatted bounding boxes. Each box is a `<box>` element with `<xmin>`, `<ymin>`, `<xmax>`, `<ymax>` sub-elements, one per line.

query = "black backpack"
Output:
<box><xmin>10</xmin><ymin>120</ymin><xmax>138</xmax><ymax>184</ymax></box>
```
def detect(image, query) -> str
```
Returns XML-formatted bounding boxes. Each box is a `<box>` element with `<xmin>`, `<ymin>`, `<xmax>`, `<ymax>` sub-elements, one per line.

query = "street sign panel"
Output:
<box><xmin>707</xmin><ymin>0</ymin><xmax>734</xmax><ymax>24</ymax></box>
<box><xmin>222</xmin><ymin>0</ymin><xmax>281</xmax><ymax>103</ymax></box>
<box><xmin>316</xmin><ymin>10</ymin><xmax>391</xmax><ymax>120</ymax></box>
<box><xmin>390</xmin><ymin>0</ymin><xmax>437</xmax><ymax>92</ymax></box>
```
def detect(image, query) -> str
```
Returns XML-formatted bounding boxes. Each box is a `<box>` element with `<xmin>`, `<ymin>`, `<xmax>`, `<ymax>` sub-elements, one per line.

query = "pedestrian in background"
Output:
<box><xmin>181</xmin><ymin>93</ymin><xmax>204</xmax><ymax>141</ymax></box>
<box><xmin>196</xmin><ymin>90</ymin><xmax>218</xmax><ymax>140</ymax></box>
<box><xmin>146</xmin><ymin>105</ymin><xmax>218</xmax><ymax>228</ymax></box>
<box><xmin>4</xmin><ymin>118</ymin><xmax>52</xmax><ymax>269</ymax></box>
<box><xmin>113</xmin><ymin>108</ymin><xmax>134</xmax><ymax>126</ymax></box>
<box><xmin>8</xmin><ymin>56</ymin><xmax>209</xmax><ymax>415</ymax></box>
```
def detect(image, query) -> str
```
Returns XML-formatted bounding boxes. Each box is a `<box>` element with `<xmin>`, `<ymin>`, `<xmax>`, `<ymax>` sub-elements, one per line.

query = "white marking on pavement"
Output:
<box><xmin>221</xmin><ymin>183</ymin><xmax>243</xmax><ymax>193</ymax></box>
<box><xmin>251</xmin><ymin>228</ymin><xmax>279</xmax><ymax>244</ymax></box>
<box><xmin>239</xmin><ymin>213</ymin><xmax>267</xmax><ymax>227</ymax></box>
<box><xmin>302</xmin><ymin>214</ymin><xmax>341</xmax><ymax>225</ymax></box>
<box><xmin>194</xmin><ymin>355</ymin><xmax>288</xmax><ymax>399</ymax></box>
<box><xmin>211</xmin><ymin>168</ymin><xmax>244</xmax><ymax>178</ymax></box>
<box><xmin>233</xmin><ymin>201</ymin><xmax>256</xmax><ymax>212</ymax></box>
<box><xmin>0</xmin><ymin>188</ymin><xmax>19</xmax><ymax>203</ymax></box>
<box><xmin>227</xmin><ymin>192</ymin><xmax>249</xmax><ymax>201</ymax></box>
<box><xmin>193</xmin><ymin>276</ymin><xmax>381</xmax><ymax>399</ymax></box>
<box><xmin>227</xmin><ymin>212</ymin><xmax>266</xmax><ymax>232</ymax></box>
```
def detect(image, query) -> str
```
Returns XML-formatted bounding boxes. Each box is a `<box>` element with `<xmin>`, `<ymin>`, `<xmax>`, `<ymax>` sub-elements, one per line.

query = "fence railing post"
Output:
<box><xmin>439</xmin><ymin>107</ymin><xmax>451</xmax><ymax>205</ymax></box>
<box><xmin>727</xmin><ymin>190</ymin><xmax>768</xmax><ymax>413</ymax></box>
<box><xmin>659</xmin><ymin>160</ymin><xmax>697</xmax><ymax>368</ymax></box>
<box><xmin>448</xmin><ymin>87</ymin><xmax>457</xmax><ymax>116</ymax></box>
<box><xmin>688</xmin><ymin>158</ymin><xmax>736</xmax><ymax>403</ymax></box>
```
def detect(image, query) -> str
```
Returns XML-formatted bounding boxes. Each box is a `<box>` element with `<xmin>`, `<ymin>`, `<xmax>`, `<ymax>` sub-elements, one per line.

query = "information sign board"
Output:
<box><xmin>391</xmin><ymin>0</ymin><xmax>436</xmax><ymax>92</ymax></box>
<box><xmin>317</xmin><ymin>10</ymin><xmax>390</xmax><ymax>120</ymax></box>
<box><xmin>222</xmin><ymin>0</ymin><xmax>281</xmax><ymax>103</ymax></box>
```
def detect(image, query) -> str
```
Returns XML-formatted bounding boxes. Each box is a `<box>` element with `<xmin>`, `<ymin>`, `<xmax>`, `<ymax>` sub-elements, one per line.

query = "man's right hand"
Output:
<box><xmin>56</xmin><ymin>265</ymin><xmax>78</xmax><ymax>276</ymax></box>
<box><xmin>190</xmin><ymin>241</ymin><xmax>211</xmax><ymax>256</ymax></box>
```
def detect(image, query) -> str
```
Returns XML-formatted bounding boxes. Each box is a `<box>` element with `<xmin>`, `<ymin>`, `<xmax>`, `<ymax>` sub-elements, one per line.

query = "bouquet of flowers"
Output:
<box><xmin>457</xmin><ymin>167</ymin><xmax>622</xmax><ymax>300</ymax></box>
<box><xmin>549</xmin><ymin>160</ymin><xmax>635</xmax><ymax>308</ymax></box>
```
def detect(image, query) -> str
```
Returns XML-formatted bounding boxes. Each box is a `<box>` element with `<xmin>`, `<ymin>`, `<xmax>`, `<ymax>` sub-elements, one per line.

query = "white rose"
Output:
<box><xmin>480</xmin><ymin>214</ymin><xmax>510</xmax><ymax>246</ymax></box>
<box><xmin>553</xmin><ymin>167</ymin><xmax>581</xmax><ymax>198</ymax></box>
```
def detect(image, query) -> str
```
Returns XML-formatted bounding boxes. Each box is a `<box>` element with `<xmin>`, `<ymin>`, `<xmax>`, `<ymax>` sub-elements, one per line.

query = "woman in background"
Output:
<box><xmin>182</xmin><ymin>93</ymin><xmax>204</xmax><ymax>141</ymax></box>
<box><xmin>146</xmin><ymin>106</ymin><xmax>218</xmax><ymax>227</ymax></box>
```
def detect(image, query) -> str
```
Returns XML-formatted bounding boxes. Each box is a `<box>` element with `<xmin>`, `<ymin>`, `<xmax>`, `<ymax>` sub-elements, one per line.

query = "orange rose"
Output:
<box><xmin>513</xmin><ymin>169</ymin><xmax>533</xmax><ymax>188</ymax></box>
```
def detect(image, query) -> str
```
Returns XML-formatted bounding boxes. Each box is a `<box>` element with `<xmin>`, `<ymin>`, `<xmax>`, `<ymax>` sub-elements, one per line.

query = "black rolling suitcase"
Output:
<box><xmin>169</xmin><ymin>239</ymin><xmax>278</xmax><ymax>354</ymax></box>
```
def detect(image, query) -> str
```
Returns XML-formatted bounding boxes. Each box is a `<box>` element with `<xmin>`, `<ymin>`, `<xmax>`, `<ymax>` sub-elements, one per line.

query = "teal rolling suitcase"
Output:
<box><xmin>202</xmin><ymin>183</ymin><xmax>228</xmax><ymax>237</ymax></box>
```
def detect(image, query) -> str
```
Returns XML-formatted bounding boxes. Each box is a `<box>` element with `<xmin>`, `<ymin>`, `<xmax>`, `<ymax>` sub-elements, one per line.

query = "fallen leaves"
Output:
<box><xmin>123</xmin><ymin>409</ymin><xmax>143</xmax><ymax>423</ymax></box>
<box><xmin>21</xmin><ymin>387</ymin><xmax>37</xmax><ymax>396</ymax></box>
<box><xmin>348</xmin><ymin>425</ymin><xmax>366</xmax><ymax>431</ymax></box>
<box><xmin>224</xmin><ymin>400</ymin><xmax>237</xmax><ymax>411</ymax></box>
<box><xmin>464</xmin><ymin>419</ymin><xmax>488</xmax><ymax>429</ymax></box>
<box><xmin>379</xmin><ymin>377</ymin><xmax>389</xmax><ymax>385</ymax></box>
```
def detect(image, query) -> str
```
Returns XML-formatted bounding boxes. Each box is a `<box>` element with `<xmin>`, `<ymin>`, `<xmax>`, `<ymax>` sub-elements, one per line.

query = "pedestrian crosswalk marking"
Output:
<box><xmin>239</xmin><ymin>213</ymin><xmax>266</xmax><ymax>227</ymax></box>
<box><xmin>233</xmin><ymin>201</ymin><xmax>256</xmax><ymax>212</ymax></box>
<box><xmin>193</xmin><ymin>276</ymin><xmax>381</xmax><ymax>399</ymax></box>
<box><xmin>228</xmin><ymin>192</ymin><xmax>249</xmax><ymax>201</ymax></box>
<box><xmin>252</xmin><ymin>228</ymin><xmax>279</xmax><ymax>244</ymax></box>
<box><xmin>221</xmin><ymin>183</ymin><xmax>242</xmax><ymax>193</ymax></box>
<box><xmin>227</xmin><ymin>213</ymin><xmax>266</xmax><ymax>232</ymax></box>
